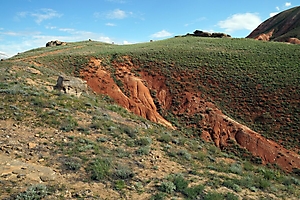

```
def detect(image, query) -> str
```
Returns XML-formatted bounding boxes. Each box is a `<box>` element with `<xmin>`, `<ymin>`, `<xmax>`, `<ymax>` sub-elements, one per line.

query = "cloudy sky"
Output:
<box><xmin>0</xmin><ymin>0</ymin><xmax>297</xmax><ymax>57</ymax></box>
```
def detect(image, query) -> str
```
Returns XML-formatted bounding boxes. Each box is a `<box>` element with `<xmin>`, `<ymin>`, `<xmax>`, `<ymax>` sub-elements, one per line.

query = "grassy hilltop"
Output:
<box><xmin>14</xmin><ymin>37</ymin><xmax>300</xmax><ymax>150</ymax></box>
<box><xmin>0</xmin><ymin>37</ymin><xmax>299</xmax><ymax>199</ymax></box>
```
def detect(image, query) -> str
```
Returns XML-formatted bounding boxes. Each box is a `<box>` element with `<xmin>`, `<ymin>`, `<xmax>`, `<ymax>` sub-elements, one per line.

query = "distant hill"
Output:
<box><xmin>247</xmin><ymin>6</ymin><xmax>300</xmax><ymax>43</ymax></box>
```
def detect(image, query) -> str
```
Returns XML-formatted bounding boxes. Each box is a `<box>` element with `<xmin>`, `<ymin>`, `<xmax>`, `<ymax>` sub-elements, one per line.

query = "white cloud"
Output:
<box><xmin>270</xmin><ymin>12</ymin><xmax>279</xmax><ymax>17</ymax></box>
<box><xmin>1</xmin><ymin>30</ymin><xmax>41</xmax><ymax>37</ymax></box>
<box><xmin>123</xmin><ymin>40</ymin><xmax>132</xmax><ymax>45</ymax></box>
<box><xmin>184</xmin><ymin>17</ymin><xmax>206</xmax><ymax>27</ymax></box>
<box><xmin>105</xmin><ymin>23</ymin><xmax>116</xmax><ymax>26</ymax></box>
<box><xmin>16</xmin><ymin>8</ymin><xmax>62</xmax><ymax>24</ymax></box>
<box><xmin>217</xmin><ymin>13</ymin><xmax>262</xmax><ymax>33</ymax></box>
<box><xmin>106</xmin><ymin>9</ymin><xmax>128</xmax><ymax>19</ymax></box>
<box><xmin>45</xmin><ymin>25</ymin><xmax>57</xmax><ymax>29</ymax></box>
<box><xmin>285</xmin><ymin>2</ymin><xmax>292</xmax><ymax>7</ymax></box>
<box><xmin>276</xmin><ymin>6</ymin><xmax>280</xmax><ymax>11</ymax></box>
<box><xmin>94</xmin><ymin>9</ymin><xmax>132</xmax><ymax>20</ymax></box>
<box><xmin>151</xmin><ymin>30</ymin><xmax>172</xmax><ymax>38</ymax></box>
<box><xmin>0</xmin><ymin>51</ymin><xmax>9</xmax><ymax>59</ymax></box>
<box><xmin>31</xmin><ymin>9</ymin><xmax>62</xmax><ymax>24</ymax></box>
<box><xmin>58</xmin><ymin>28</ymin><xmax>76</xmax><ymax>33</ymax></box>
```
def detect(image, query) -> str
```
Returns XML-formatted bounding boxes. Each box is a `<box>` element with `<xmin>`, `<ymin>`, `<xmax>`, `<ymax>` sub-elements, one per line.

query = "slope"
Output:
<box><xmin>9</xmin><ymin>37</ymin><xmax>300</xmax><ymax>171</ymax></box>
<box><xmin>0</xmin><ymin>37</ymin><xmax>299</xmax><ymax>199</ymax></box>
<box><xmin>247</xmin><ymin>6</ymin><xmax>300</xmax><ymax>42</ymax></box>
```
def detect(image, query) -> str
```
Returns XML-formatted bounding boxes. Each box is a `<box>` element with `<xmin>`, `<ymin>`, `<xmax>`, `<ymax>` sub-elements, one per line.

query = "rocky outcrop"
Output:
<box><xmin>46</xmin><ymin>40</ymin><xmax>67</xmax><ymax>47</ymax></box>
<box><xmin>201</xmin><ymin>107</ymin><xmax>300</xmax><ymax>172</ymax></box>
<box><xmin>287</xmin><ymin>37</ymin><xmax>300</xmax><ymax>44</ymax></box>
<box><xmin>80</xmin><ymin>57</ymin><xmax>174</xmax><ymax>128</ymax></box>
<box><xmin>54</xmin><ymin>75</ymin><xmax>88</xmax><ymax>97</ymax></box>
<box><xmin>254</xmin><ymin>29</ymin><xmax>274</xmax><ymax>41</ymax></box>
<box><xmin>171</xmin><ymin>92</ymin><xmax>300</xmax><ymax>172</ymax></box>
<box><xmin>247</xmin><ymin>6</ymin><xmax>300</xmax><ymax>43</ymax></box>
<box><xmin>182</xmin><ymin>30</ymin><xmax>231</xmax><ymax>38</ymax></box>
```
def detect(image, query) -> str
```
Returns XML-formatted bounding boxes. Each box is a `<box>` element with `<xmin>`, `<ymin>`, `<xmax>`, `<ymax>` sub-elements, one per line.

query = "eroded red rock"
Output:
<box><xmin>80</xmin><ymin>57</ymin><xmax>300</xmax><ymax>172</ymax></box>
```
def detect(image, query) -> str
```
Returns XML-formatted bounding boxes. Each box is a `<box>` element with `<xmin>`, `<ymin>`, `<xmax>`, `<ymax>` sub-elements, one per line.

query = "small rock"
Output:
<box><xmin>28</xmin><ymin>142</ymin><xmax>37</xmax><ymax>149</ymax></box>
<box><xmin>40</xmin><ymin>175</ymin><xmax>55</xmax><ymax>182</ymax></box>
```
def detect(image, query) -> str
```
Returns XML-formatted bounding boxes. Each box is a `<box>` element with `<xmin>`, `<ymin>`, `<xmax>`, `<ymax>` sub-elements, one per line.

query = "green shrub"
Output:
<box><xmin>124</xmin><ymin>127</ymin><xmax>137</xmax><ymax>138</ymax></box>
<box><xmin>182</xmin><ymin>184</ymin><xmax>204</xmax><ymax>200</ymax></box>
<box><xmin>177</xmin><ymin>149</ymin><xmax>192</xmax><ymax>160</ymax></box>
<box><xmin>204</xmin><ymin>191</ymin><xmax>224</xmax><ymax>200</ymax></box>
<box><xmin>114</xmin><ymin>164</ymin><xmax>134</xmax><ymax>180</ymax></box>
<box><xmin>16</xmin><ymin>184</ymin><xmax>48</xmax><ymax>200</ymax></box>
<box><xmin>256</xmin><ymin>177</ymin><xmax>270</xmax><ymax>190</ymax></box>
<box><xmin>159</xmin><ymin>181</ymin><xmax>176</xmax><ymax>194</ymax></box>
<box><xmin>224</xmin><ymin>192</ymin><xmax>239</xmax><ymax>200</ymax></box>
<box><xmin>223</xmin><ymin>180</ymin><xmax>242</xmax><ymax>192</ymax></box>
<box><xmin>88</xmin><ymin>158</ymin><xmax>111</xmax><ymax>181</ymax></box>
<box><xmin>136</xmin><ymin>146</ymin><xmax>151</xmax><ymax>155</ymax></box>
<box><xmin>170</xmin><ymin>173</ymin><xmax>188</xmax><ymax>192</ymax></box>
<box><xmin>230</xmin><ymin>162</ymin><xmax>243</xmax><ymax>175</ymax></box>
<box><xmin>150</xmin><ymin>192</ymin><xmax>166</xmax><ymax>200</ymax></box>
<box><xmin>114</xmin><ymin>180</ymin><xmax>126</xmax><ymax>190</ymax></box>
<box><xmin>64</xmin><ymin>161</ymin><xmax>81</xmax><ymax>171</ymax></box>
<box><xmin>243</xmin><ymin>161</ymin><xmax>254</xmax><ymax>171</ymax></box>
<box><xmin>157</xmin><ymin>133</ymin><xmax>172</xmax><ymax>143</ymax></box>
<box><xmin>135</xmin><ymin>137</ymin><xmax>152</xmax><ymax>146</ymax></box>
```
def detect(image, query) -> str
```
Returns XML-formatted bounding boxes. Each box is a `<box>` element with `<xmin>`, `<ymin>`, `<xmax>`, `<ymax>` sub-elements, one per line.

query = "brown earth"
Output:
<box><xmin>80</xmin><ymin>56</ymin><xmax>300</xmax><ymax>172</ymax></box>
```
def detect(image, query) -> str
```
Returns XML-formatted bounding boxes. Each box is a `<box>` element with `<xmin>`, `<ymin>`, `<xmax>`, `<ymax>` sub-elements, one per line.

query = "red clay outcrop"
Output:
<box><xmin>80</xmin><ymin>57</ymin><xmax>173</xmax><ymax>128</ymax></box>
<box><xmin>80</xmin><ymin>57</ymin><xmax>300</xmax><ymax>172</ymax></box>
<box><xmin>287</xmin><ymin>37</ymin><xmax>300</xmax><ymax>44</ymax></box>
<box><xmin>254</xmin><ymin>30</ymin><xmax>274</xmax><ymax>41</ymax></box>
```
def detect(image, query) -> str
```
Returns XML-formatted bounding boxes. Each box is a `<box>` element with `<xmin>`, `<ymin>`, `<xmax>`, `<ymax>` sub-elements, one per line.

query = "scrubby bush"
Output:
<box><xmin>88</xmin><ymin>158</ymin><xmax>111</xmax><ymax>181</ymax></box>
<box><xmin>159</xmin><ymin>181</ymin><xmax>176</xmax><ymax>194</ymax></box>
<box><xmin>16</xmin><ymin>184</ymin><xmax>48</xmax><ymax>200</ymax></box>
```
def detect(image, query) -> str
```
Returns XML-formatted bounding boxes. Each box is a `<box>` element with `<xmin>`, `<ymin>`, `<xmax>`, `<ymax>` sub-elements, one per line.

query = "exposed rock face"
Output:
<box><xmin>247</xmin><ymin>6</ymin><xmax>300</xmax><ymax>43</ymax></box>
<box><xmin>80</xmin><ymin>56</ymin><xmax>300</xmax><ymax>172</ymax></box>
<box><xmin>200</xmin><ymin>106</ymin><xmax>300</xmax><ymax>172</ymax></box>
<box><xmin>254</xmin><ymin>29</ymin><xmax>274</xmax><ymax>41</ymax></box>
<box><xmin>54</xmin><ymin>75</ymin><xmax>88</xmax><ymax>97</ymax></box>
<box><xmin>287</xmin><ymin>37</ymin><xmax>300</xmax><ymax>44</ymax></box>
<box><xmin>46</xmin><ymin>40</ymin><xmax>67</xmax><ymax>47</ymax></box>
<box><xmin>172</xmin><ymin>92</ymin><xmax>300</xmax><ymax>172</ymax></box>
<box><xmin>183</xmin><ymin>30</ymin><xmax>231</xmax><ymax>38</ymax></box>
<box><xmin>80</xmin><ymin>58</ymin><xmax>173</xmax><ymax>128</ymax></box>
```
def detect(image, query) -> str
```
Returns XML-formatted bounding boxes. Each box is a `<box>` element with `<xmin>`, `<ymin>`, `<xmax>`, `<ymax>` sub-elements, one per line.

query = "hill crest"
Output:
<box><xmin>247</xmin><ymin>6</ymin><xmax>300</xmax><ymax>43</ymax></box>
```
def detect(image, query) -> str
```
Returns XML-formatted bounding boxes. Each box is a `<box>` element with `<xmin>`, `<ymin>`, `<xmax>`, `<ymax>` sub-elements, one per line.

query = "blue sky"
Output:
<box><xmin>0</xmin><ymin>0</ymin><xmax>297</xmax><ymax>57</ymax></box>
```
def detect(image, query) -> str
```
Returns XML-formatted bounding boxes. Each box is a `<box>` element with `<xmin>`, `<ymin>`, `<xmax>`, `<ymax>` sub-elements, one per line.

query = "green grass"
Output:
<box><xmin>1</xmin><ymin>37</ymin><xmax>300</xmax><ymax>199</ymax></box>
<box><xmin>13</xmin><ymin>37</ymin><xmax>298</xmax><ymax>150</ymax></box>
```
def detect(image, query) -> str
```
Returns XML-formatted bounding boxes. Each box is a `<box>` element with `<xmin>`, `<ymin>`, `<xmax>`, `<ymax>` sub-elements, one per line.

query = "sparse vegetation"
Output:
<box><xmin>0</xmin><ymin>37</ymin><xmax>299</xmax><ymax>199</ymax></box>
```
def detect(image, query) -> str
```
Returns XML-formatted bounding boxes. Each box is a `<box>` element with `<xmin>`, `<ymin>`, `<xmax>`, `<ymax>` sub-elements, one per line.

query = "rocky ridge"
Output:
<box><xmin>247</xmin><ymin>6</ymin><xmax>300</xmax><ymax>43</ymax></box>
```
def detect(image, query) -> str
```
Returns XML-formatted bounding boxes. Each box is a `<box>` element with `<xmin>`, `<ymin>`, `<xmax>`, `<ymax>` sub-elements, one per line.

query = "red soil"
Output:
<box><xmin>80</xmin><ymin>57</ymin><xmax>173</xmax><ymax>128</ymax></box>
<box><xmin>254</xmin><ymin>30</ymin><xmax>274</xmax><ymax>41</ymax></box>
<box><xmin>287</xmin><ymin>37</ymin><xmax>300</xmax><ymax>44</ymax></box>
<box><xmin>80</xmin><ymin>57</ymin><xmax>300</xmax><ymax>172</ymax></box>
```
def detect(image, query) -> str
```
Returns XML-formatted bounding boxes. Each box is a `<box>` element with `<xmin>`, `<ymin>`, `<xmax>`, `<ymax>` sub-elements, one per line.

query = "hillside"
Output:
<box><xmin>0</xmin><ymin>37</ymin><xmax>300</xmax><ymax>199</ymax></box>
<box><xmin>247</xmin><ymin>6</ymin><xmax>300</xmax><ymax>42</ymax></box>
